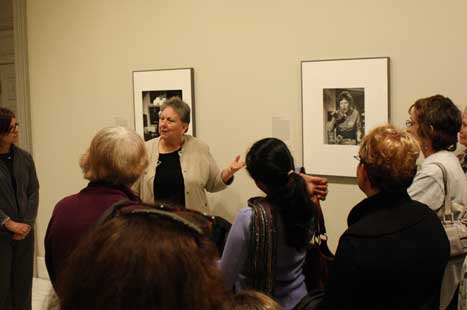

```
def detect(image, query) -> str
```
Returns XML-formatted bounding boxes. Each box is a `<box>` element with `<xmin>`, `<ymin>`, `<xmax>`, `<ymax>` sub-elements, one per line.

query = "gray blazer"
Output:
<box><xmin>0</xmin><ymin>145</ymin><xmax>39</xmax><ymax>228</ymax></box>
<box><xmin>133</xmin><ymin>135</ymin><xmax>229</xmax><ymax>212</ymax></box>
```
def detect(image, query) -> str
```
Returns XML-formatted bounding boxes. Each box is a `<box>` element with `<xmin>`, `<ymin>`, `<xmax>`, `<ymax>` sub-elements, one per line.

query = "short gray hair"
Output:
<box><xmin>80</xmin><ymin>127</ymin><xmax>148</xmax><ymax>186</ymax></box>
<box><xmin>160</xmin><ymin>97</ymin><xmax>190</xmax><ymax>124</ymax></box>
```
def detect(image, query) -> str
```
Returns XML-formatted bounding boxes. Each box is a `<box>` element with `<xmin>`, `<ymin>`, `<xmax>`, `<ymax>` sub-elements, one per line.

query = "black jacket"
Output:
<box><xmin>0</xmin><ymin>145</ymin><xmax>39</xmax><ymax>228</ymax></box>
<box><xmin>324</xmin><ymin>191</ymin><xmax>449</xmax><ymax>310</ymax></box>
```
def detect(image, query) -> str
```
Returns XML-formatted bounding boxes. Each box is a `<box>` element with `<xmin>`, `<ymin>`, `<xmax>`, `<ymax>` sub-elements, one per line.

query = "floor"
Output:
<box><xmin>32</xmin><ymin>278</ymin><xmax>53</xmax><ymax>310</ymax></box>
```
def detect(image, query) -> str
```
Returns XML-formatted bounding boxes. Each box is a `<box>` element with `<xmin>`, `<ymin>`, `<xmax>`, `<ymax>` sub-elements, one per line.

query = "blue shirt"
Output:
<box><xmin>219</xmin><ymin>207</ymin><xmax>307</xmax><ymax>310</ymax></box>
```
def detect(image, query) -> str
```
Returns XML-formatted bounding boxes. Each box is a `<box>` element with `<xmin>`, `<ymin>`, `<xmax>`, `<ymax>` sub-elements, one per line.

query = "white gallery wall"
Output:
<box><xmin>27</xmin><ymin>0</ymin><xmax>467</xmax><ymax>264</ymax></box>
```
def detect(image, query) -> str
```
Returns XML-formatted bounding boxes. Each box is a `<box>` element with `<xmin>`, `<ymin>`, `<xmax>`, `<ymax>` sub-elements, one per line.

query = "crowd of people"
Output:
<box><xmin>1</xmin><ymin>94</ymin><xmax>467</xmax><ymax>310</ymax></box>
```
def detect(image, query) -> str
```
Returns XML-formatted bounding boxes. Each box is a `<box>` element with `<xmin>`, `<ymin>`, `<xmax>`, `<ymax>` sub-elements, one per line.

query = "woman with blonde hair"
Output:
<box><xmin>44</xmin><ymin>126</ymin><xmax>148</xmax><ymax>288</ymax></box>
<box><xmin>324</xmin><ymin>125</ymin><xmax>449</xmax><ymax>309</ymax></box>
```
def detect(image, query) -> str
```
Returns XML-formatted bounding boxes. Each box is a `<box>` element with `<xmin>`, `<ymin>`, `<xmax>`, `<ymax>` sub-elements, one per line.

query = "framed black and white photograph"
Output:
<box><xmin>302</xmin><ymin>57</ymin><xmax>389</xmax><ymax>177</ymax></box>
<box><xmin>133</xmin><ymin>68</ymin><xmax>194</xmax><ymax>141</ymax></box>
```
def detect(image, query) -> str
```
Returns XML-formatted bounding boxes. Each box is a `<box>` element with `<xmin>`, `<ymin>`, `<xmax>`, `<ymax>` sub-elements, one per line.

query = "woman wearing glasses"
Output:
<box><xmin>0</xmin><ymin>107</ymin><xmax>39</xmax><ymax>310</ymax></box>
<box><xmin>324</xmin><ymin>125</ymin><xmax>449</xmax><ymax>309</ymax></box>
<box><xmin>406</xmin><ymin>95</ymin><xmax>467</xmax><ymax>309</ymax></box>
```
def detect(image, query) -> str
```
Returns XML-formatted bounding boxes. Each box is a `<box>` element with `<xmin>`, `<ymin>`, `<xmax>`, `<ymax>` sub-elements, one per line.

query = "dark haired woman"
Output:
<box><xmin>220</xmin><ymin>138</ymin><xmax>314</xmax><ymax>310</ymax></box>
<box><xmin>406</xmin><ymin>95</ymin><xmax>467</xmax><ymax>309</ymax></box>
<box><xmin>0</xmin><ymin>107</ymin><xmax>39</xmax><ymax>310</ymax></box>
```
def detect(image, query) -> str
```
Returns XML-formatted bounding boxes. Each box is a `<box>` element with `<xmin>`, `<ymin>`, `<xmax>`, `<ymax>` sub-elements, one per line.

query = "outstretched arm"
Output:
<box><xmin>221</xmin><ymin>155</ymin><xmax>246</xmax><ymax>184</ymax></box>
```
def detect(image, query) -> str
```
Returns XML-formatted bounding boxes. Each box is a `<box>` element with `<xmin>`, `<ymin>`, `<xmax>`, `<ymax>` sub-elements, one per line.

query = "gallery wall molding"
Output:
<box><xmin>13</xmin><ymin>0</ymin><xmax>32</xmax><ymax>153</ymax></box>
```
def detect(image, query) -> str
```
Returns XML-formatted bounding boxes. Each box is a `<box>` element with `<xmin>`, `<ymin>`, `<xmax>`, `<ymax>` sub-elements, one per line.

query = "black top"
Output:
<box><xmin>324</xmin><ymin>191</ymin><xmax>449</xmax><ymax>310</ymax></box>
<box><xmin>0</xmin><ymin>147</ymin><xmax>18</xmax><ymax>210</ymax></box>
<box><xmin>153</xmin><ymin>149</ymin><xmax>185</xmax><ymax>207</ymax></box>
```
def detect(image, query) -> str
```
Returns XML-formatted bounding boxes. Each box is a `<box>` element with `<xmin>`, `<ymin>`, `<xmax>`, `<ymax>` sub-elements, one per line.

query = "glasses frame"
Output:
<box><xmin>7</xmin><ymin>123</ymin><xmax>19</xmax><ymax>133</ymax></box>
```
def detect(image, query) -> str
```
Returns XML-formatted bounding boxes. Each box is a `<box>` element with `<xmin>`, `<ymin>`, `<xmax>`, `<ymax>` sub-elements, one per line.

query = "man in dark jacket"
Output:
<box><xmin>324</xmin><ymin>125</ymin><xmax>449</xmax><ymax>310</ymax></box>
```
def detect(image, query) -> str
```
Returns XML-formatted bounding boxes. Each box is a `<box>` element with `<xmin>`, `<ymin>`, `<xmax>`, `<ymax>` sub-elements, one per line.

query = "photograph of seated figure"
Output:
<box><xmin>325</xmin><ymin>89</ymin><xmax>364</xmax><ymax>145</ymax></box>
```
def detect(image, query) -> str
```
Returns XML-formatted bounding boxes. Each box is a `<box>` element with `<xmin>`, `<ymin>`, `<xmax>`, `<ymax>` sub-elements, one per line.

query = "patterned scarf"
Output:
<box><xmin>462</xmin><ymin>150</ymin><xmax>467</xmax><ymax>174</ymax></box>
<box><xmin>246</xmin><ymin>197</ymin><xmax>277</xmax><ymax>295</ymax></box>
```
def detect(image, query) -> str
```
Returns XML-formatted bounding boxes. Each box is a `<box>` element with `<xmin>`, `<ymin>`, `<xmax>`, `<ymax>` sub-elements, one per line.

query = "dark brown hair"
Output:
<box><xmin>0</xmin><ymin>107</ymin><xmax>15</xmax><ymax>134</ymax></box>
<box><xmin>53</xmin><ymin>205</ymin><xmax>230</xmax><ymax>310</ymax></box>
<box><xmin>410</xmin><ymin>94</ymin><xmax>461</xmax><ymax>151</ymax></box>
<box><xmin>337</xmin><ymin>90</ymin><xmax>354</xmax><ymax>107</ymax></box>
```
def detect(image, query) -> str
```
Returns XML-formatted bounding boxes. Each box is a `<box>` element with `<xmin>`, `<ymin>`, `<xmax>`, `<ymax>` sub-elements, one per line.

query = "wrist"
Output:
<box><xmin>3</xmin><ymin>219</ymin><xmax>13</xmax><ymax>230</ymax></box>
<box><xmin>1</xmin><ymin>217</ymin><xmax>10</xmax><ymax>227</ymax></box>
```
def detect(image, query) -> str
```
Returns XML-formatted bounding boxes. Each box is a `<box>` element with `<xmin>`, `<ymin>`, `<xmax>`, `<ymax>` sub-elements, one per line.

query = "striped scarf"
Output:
<box><xmin>246</xmin><ymin>197</ymin><xmax>277</xmax><ymax>295</ymax></box>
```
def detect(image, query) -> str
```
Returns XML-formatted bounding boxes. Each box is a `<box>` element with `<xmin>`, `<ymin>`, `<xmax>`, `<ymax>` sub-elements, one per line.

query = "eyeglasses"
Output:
<box><xmin>405</xmin><ymin>119</ymin><xmax>415</xmax><ymax>128</ymax></box>
<box><xmin>353</xmin><ymin>155</ymin><xmax>361</xmax><ymax>162</ymax></box>
<box><xmin>8</xmin><ymin>123</ymin><xmax>19</xmax><ymax>133</ymax></box>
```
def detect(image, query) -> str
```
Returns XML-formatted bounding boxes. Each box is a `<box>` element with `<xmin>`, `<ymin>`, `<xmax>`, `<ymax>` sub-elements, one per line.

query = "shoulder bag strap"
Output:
<box><xmin>431</xmin><ymin>162</ymin><xmax>453</xmax><ymax>218</ymax></box>
<box><xmin>247</xmin><ymin>197</ymin><xmax>277</xmax><ymax>295</ymax></box>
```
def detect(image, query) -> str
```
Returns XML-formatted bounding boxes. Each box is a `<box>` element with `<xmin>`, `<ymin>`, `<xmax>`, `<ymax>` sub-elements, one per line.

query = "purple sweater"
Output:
<box><xmin>44</xmin><ymin>182</ymin><xmax>139</xmax><ymax>286</ymax></box>
<box><xmin>220</xmin><ymin>207</ymin><xmax>307</xmax><ymax>310</ymax></box>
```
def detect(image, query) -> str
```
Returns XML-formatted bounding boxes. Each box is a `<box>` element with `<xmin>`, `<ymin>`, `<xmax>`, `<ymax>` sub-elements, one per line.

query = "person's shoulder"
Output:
<box><xmin>53</xmin><ymin>192</ymin><xmax>81</xmax><ymax>214</ymax></box>
<box><xmin>420</xmin><ymin>151</ymin><xmax>460</xmax><ymax>177</ymax></box>
<box><xmin>232</xmin><ymin>207</ymin><xmax>253</xmax><ymax>225</ymax></box>
<box><xmin>13</xmin><ymin>145</ymin><xmax>33</xmax><ymax>160</ymax></box>
<box><xmin>184</xmin><ymin>135</ymin><xmax>209</xmax><ymax>151</ymax></box>
<box><xmin>404</xmin><ymin>199</ymin><xmax>437</xmax><ymax>215</ymax></box>
<box><xmin>145</xmin><ymin>137</ymin><xmax>159</xmax><ymax>149</ymax></box>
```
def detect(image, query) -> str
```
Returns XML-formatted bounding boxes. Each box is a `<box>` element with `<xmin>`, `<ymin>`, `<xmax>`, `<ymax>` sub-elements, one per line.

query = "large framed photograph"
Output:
<box><xmin>301</xmin><ymin>57</ymin><xmax>389</xmax><ymax>177</ymax></box>
<box><xmin>133</xmin><ymin>68</ymin><xmax>195</xmax><ymax>141</ymax></box>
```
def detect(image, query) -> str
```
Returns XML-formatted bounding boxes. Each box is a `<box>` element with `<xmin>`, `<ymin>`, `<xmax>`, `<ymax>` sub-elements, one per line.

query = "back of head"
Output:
<box><xmin>232</xmin><ymin>290</ymin><xmax>282</xmax><ymax>310</ymax></box>
<box><xmin>80</xmin><ymin>126</ymin><xmax>148</xmax><ymax>186</ymax></box>
<box><xmin>410</xmin><ymin>94</ymin><xmax>461</xmax><ymax>151</ymax></box>
<box><xmin>246</xmin><ymin>138</ymin><xmax>314</xmax><ymax>250</ymax></box>
<box><xmin>54</xmin><ymin>204</ymin><xmax>230</xmax><ymax>310</ymax></box>
<box><xmin>359</xmin><ymin>124</ymin><xmax>419</xmax><ymax>192</ymax></box>
<box><xmin>0</xmin><ymin>107</ymin><xmax>15</xmax><ymax>134</ymax></box>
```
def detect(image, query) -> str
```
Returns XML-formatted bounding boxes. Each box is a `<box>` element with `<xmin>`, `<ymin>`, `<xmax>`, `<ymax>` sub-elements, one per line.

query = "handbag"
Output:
<box><xmin>432</xmin><ymin>162</ymin><xmax>467</xmax><ymax>258</ymax></box>
<box><xmin>303</xmin><ymin>198</ymin><xmax>335</xmax><ymax>291</ymax></box>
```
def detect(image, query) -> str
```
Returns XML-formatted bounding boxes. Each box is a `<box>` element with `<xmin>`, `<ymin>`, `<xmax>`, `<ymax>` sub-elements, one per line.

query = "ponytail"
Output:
<box><xmin>246</xmin><ymin>138</ymin><xmax>315</xmax><ymax>251</ymax></box>
<box><xmin>269</xmin><ymin>172</ymin><xmax>314</xmax><ymax>250</ymax></box>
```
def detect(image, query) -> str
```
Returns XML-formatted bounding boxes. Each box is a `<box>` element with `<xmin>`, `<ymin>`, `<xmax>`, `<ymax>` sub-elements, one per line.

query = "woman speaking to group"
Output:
<box><xmin>134</xmin><ymin>97</ymin><xmax>245</xmax><ymax>211</ymax></box>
